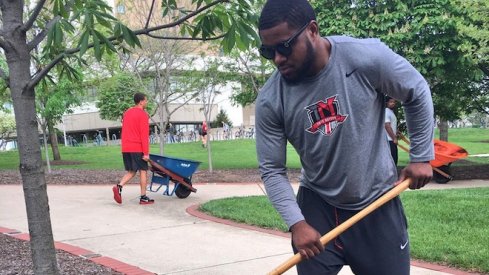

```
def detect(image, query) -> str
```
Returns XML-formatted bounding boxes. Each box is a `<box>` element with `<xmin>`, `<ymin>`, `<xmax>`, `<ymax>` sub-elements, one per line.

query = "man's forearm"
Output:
<box><xmin>385</xmin><ymin>123</ymin><xmax>397</xmax><ymax>141</ymax></box>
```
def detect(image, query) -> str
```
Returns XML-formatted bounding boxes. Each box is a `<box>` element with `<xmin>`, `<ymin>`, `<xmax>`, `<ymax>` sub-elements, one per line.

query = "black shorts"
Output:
<box><xmin>295</xmin><ymin>187</ymin><xmax>410</xmax><ymax>275</ymax></box>
<box><xmin>389</xmin><ymin>140</ymin><xmax>398</xmax><ymax>165</ymax></box>
<box><xmin>122</xmin><ymin>152</ymin><xmax>148</xmax><ymax>171</ymax></box>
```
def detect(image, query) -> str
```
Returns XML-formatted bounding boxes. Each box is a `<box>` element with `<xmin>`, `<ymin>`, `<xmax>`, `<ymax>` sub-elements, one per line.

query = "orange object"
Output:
<box><xmin>430</xmin><ymin>139</ymin><xmax>468</xmax><ymax>167</ymax></box>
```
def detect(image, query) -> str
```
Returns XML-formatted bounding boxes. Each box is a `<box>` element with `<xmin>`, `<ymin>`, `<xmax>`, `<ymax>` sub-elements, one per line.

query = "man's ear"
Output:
<box><xmin>310</xmin><ymin>21</ymin><xmax>319</xmax><ymax>33</ymax></box>
<box><xmin>307</xmin><ymin>21</ymin><xmax>320</xmax><ymax>40</ymax></box>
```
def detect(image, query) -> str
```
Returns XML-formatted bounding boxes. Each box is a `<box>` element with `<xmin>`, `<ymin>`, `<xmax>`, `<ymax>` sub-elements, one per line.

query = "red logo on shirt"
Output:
<box><xmin>305</xmin><ymin>95</ymin><xmax>348</xmax><ymax>136</ymax></box>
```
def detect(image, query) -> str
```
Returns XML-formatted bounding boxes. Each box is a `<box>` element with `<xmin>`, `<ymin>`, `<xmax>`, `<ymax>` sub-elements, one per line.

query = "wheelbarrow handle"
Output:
<box><xmin>147</xmin><ymin>159</ymin><xmax>197</xmax><ymax>192</ymax></box>
<box><xmin>268</xmin><ymin>178</ymin><xmax>412</xmax><ymax>275</ymax></box>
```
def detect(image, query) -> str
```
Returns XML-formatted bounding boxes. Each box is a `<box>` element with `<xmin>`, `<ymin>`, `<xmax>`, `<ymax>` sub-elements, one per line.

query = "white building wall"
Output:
<box><xmin>58</xmin><ymin>102</ymin><xmax>221</xmax><ymax>133</ymax></box>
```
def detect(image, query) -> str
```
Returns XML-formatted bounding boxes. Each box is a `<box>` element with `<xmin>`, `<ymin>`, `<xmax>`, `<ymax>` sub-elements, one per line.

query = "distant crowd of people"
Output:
<box><xmin>63</xmin><ymin>123</ymin><xmax>255</xmax><ymax>148</ymax></box>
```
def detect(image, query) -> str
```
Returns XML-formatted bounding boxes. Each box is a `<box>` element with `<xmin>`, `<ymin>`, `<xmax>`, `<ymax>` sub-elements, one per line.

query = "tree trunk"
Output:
<box><xmin>42</xmin><ymin>127</ymin><xmax>52</xmax><ymax>174</ymax></box>
<box><xmin>105</xmin><ymin>127</ymin><xmax>110</xmax><ymax>146</ymax></box>
<box><xmin>2</xmin><ymin>2</ymin><xmax>59</xmax><ymax>274</ymax></box>
<box><xmin>206</xmin><ymin>127</ymin><xmax>213</xmax><ymax>173</ymax></box>
<box><xmin>48</xmin><ymin>121</ymin><xmax>61</xmax><ymax>160</ymax></box>
<box><xmin>205</xmin><ymin>114</ymin><xmax>213</xmax><ymax>173</ymax></box>
<box><xmin>158</xmin><ymin>120</ymin><xmax>167</xmax><ymax>155</ymax></box>
<box><xmin>158</xmin><ymin>101</ymin><xmax>169</xmax><ymax>155</ymax></box>
<box><xmin>438</xmin><ymin>119</ymin><xmax>449</xmax><ymax>141</ymax></box>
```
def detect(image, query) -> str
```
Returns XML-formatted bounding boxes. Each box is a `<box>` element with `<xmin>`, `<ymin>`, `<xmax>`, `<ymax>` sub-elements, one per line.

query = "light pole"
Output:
<box><xmin>62</xmin><ymin>116</ymin><xmax>68</xmax><ymax>146</ymax></box>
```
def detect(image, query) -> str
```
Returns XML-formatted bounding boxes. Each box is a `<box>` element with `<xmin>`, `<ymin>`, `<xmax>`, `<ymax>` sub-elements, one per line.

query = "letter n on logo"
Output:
<box><xmin>305</xmin><ymin>95</ymin><xmax>348</xmax><ymax>136</ymax></box>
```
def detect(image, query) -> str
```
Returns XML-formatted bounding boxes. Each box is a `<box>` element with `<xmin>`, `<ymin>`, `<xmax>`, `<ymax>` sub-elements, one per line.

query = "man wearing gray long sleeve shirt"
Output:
<box><xmin>256</xmin><ymin>0</ymin><xmax>434</xmax><ymax>274</ymax></box>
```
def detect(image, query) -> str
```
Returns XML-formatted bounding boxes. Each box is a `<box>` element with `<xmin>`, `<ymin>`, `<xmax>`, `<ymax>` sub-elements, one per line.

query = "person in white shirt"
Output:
<box><xmin>385</xmin><ymin>96</ymin><xmax>398</xmax><ymax>165</ymax></box>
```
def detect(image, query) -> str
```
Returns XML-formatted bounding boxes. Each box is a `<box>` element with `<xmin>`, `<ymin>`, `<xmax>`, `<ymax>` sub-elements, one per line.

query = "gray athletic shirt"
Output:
<box><xmin>255</xmin><ymin>36</ymin><xmax>434</xmax><ymax>228</ymax></box>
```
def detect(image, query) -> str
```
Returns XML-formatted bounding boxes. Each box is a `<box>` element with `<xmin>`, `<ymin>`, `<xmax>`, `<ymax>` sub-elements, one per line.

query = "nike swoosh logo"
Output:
<box><xmin>400</xmin><ymin>240</ymin><xmax>409</xmax><ymax>250</ymax></box>
<box><xmin>345</xmin><ymin>68</ymin><xmax>358</xmax><ymax>77</ymax></box>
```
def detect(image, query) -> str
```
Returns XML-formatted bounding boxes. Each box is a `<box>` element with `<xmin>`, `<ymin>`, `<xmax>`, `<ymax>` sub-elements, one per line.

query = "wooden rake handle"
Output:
<box><xmin>396</xmin><ymin>141</ymin><xmax>452</xmax><ymax>180</ymax></box>
<box><xmin>268</xmin><ymin>178</ymin><xmax>412</xmax><ymax>275</ymax></box>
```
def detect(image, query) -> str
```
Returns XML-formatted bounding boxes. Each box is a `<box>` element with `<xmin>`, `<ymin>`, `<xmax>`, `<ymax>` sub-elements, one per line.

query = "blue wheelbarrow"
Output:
<box><xmin>148</xmin><ymin>154</ymin><xmax>201</xmax><ymax>199</ymax></box>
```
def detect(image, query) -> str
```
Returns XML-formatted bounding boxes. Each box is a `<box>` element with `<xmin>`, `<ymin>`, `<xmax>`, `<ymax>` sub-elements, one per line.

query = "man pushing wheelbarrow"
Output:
<box><xmin>113</xmin><ymin>92</ymin><xmax>155</xmax><ymax>205</ymax></box>
<box><xmin>112</xmin><ymin>92</ymin><xmax>201</xmax><ymax>205</ymax></box>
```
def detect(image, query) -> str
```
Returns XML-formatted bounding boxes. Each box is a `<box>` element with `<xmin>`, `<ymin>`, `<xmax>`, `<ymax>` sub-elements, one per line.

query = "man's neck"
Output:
<box><xmin>313</xmin><ymin>38</ymin><xmax>332</xmax><ymax>75</ymax></box>
<box><xmin>323</xmin><ymin>39</ymin><xmax>332</xmax><ymax>64</ymax></box>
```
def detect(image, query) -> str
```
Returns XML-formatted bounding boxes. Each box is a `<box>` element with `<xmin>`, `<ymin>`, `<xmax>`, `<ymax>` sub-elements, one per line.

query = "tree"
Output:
<box><xmin>314</xmin><ymin>0</ymin><xmax>488</xmax><ymax>140</ymax></box>
<box><xmin>455</xmin><ymin>0</ymin><xmax>489</xmax><ymax>116</ymax></box>
<box><xmin>36</xmin><ymin>76</ymin><xmax>84</xmax><ymax>164</ymax></box>
<box><xmin>212</xmin><ymin>108</ymin><xmax>233</xmax><ymax>128</ymax></box>
<box><xmin>0</xmin><ymin>58</ymin><xmax>9</xmax><ymax>111</ymax></box>
<box><xmin>96</xmin><ymin>72</ymin><xmax>151</xmax><ymax>121</ymax></box>
<box><xmin>0</xmin><ymin>0</ymin><xmax>258</xmax><ymax>273</ymax></box>
<box><xmin>455</xmin><ymin>0</ymin><xmax>489</xmax><ymax>74</ymax></box>
<box><xmin>189</xmin><ymin>57</ymin><xmax>228</xmax><ymax>172</ymax></box>
<box><xmin>225</xmin><ymin>49</ymin><xmax>273</xmax><ymax>107</ymax></box>
<box><xmin>0</xmin><ymin>112</ymin><xmax>15</xmax><ymax>150</ymax></box>
<box><xmin>117</xmin><ymin>1</ymin><xmax>201</xmax><ymax>155</ymax></box>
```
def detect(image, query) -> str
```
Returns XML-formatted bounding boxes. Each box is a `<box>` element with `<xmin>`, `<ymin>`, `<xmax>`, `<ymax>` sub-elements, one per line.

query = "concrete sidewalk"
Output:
<box><xmin>1</xmin><ymin>179</ymin><xmax>487</xmax><ymax>275</ymax></box>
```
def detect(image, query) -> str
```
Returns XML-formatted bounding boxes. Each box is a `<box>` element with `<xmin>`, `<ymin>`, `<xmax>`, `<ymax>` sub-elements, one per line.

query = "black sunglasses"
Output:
<box><xmin>259</xmin><ymin>23</ymin><xmax>309</xmax><ymax>60</ymax></box>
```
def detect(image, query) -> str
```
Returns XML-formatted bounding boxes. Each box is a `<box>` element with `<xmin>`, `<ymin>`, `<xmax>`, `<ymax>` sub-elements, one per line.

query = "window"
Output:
<box><xmin>117</xmin><ymin>4</ymin><xmax>125</xmax><ymax>14</ymax></box>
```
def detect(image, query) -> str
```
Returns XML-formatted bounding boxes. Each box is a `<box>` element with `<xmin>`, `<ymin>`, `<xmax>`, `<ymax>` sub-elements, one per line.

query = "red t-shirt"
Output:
<box><xmin>121</xmin><ymin>107</ymin><xmax>149</xmax><ymax>155</ymax></box>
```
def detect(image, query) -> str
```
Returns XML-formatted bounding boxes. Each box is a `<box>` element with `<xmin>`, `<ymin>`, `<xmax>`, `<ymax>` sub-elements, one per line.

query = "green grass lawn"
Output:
<box><xmin>1</xmin><ymin>128</ymin><xmax>488</xmax><ymax>272</ymax></box>
<box><xmin>1</xmin><ymin>128</ymin><xmax>488</xmax><ymax>170</ymax></box>
<box><xmin>200</xmin><ymin>187</ymin><xmax>489</xmax><ymax>274</ymax></box>
<box><xmin>0</xmin><ymin>139</ymin><xmax>261</xmax><ymax>170</ymax></box>
<box><xmin>403</xmin><ymin>188</ymin><xmax>489</xmax><ymax>273</ymax></box>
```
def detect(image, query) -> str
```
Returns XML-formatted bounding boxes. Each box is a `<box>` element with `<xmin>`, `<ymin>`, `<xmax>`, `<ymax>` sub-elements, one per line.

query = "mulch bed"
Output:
<box><xmin>0</xmin><ymin>234</ymin><xmax>122</xmax><ymax>275</ymax></box>
<box><xmin>3</xmin><ymin>165</ymin><xmax>489</xmax><ymax>187</ymax></box>
<box><xmin>0</xmin><ymin>168</ymin><xmax>303</xmax><ymax>185</ymax></box>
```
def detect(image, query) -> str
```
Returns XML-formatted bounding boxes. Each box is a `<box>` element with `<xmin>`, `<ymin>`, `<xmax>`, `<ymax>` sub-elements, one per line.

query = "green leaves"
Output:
<box><xmin>223</xmin><ymin>24</ymin><xmax>236</xmax><ymax>53</ymax></box>
<box><xmin>37</xmin><ymin>0</ymin><xmax>260</xmax><ymax>75</ymax></box>
<box><xmin>0</xmin><ymin>112</ymin><xmax>16</xmax><ymax>141</ymax></box>
<box><xmin>162</xmin><ymin>0</ymin><xmax>178</xmax><ymax>17</ymax></box>
<box><xmin>28</xmin><ymin>0</ymin><xmax>263</xmax><ymax>110</ymax></box>
<box><xmin>119</xmin><ymin>24</ymin><xmax>140</xmax><ymax>48</ymax></box>
<box><xmin>314</xmin><ymin>0</ymin><xmax>489</xmax><ymax>121</ymax></box>
<box><xmin>169</xmin><ymin>0</ymin><xmax>260</xmax><ymax>53</ymax></box>
<box><xmin>41</xmin><ymin>0</ymin><xmax>141</xmax><ymax>64</ymax></box>
<box><xmin>96</xmin><ymin>73</ymin><xmax>143</xmax><ymax>121</ymax></box>
<box><xmin>45</xmin><ymin>21</ymin><xmax>64</xmax><ymax>52</ymax></box>
<box><xmin>35</xmin><ymin>75</ymin><xmax>85</xmax><ymax>125</ymax></box>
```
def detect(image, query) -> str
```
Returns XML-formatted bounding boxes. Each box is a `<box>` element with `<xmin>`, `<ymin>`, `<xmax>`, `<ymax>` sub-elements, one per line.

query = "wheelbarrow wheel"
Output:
<box><xmin>433</xmin><ymin>164</ymin><xmax>452</xmax><ymax>184</ymax></box>
<box><xmin>175</xmin><ymin>184</ymin><xmax>192</xmax><ymax>198</ymax></box>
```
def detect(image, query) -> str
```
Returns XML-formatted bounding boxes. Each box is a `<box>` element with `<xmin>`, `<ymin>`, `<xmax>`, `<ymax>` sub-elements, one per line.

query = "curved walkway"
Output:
<box><xmin>1</xmin><ymin>180</ymin><xmax>487</xmax><ymax>275</ymax></box>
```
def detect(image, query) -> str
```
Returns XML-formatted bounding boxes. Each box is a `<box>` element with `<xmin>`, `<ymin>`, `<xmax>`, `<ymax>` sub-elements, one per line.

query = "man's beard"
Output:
<box><xmin>282</xmin><ymin>39</ymin><xmax>315</xmax><ymax>84</ymax></box>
